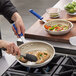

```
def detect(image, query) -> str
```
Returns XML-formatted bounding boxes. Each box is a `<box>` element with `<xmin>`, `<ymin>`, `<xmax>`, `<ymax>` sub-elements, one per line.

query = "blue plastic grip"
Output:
<box><xmin>13</xmin><ymin>24</ymin><xmax>23</xmax><ymax>37</ymax></box>
<box><xmin>29</xmin><ymin>9</ymin><xmax>43</xmax><ymax>20</ymax></box>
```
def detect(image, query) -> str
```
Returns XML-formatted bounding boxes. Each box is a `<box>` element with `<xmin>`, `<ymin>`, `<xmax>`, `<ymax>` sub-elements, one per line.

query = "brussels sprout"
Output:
<box><xmin>64</xmin><ymin>1</ymin><xmax>76</xmax><ymax>13</ymax></box>
<box><xmin>68</xmin><ymin>9</ymin><xmax>75</xmax><ymax>13</ymax></box>
<box><xmin>67</xmin><ymin>3</ymin><xmax>74</xmax><ymax>9</ymax></box>
<box><xmin>74</xmin><ymin>6</ymin><xmax>76</xmax><ymax>11</ymax></box>
<box><xmin>72</xmin><ymin>1</ymin><xmax>76</xmax><ymax>7</ymax></box>
<box><xmin>65</xmin><ymin>5</ymin><xmax>69</xmax><ymax>10</ymax></box>
<box><xmin>65</xmin><ymin>3</ymin><xmax>74</xmax><ymax>11</ymax></box>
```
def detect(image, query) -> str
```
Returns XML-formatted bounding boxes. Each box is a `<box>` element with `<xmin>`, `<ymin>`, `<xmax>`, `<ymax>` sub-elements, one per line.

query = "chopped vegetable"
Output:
<box><xmin>44</xmin><ymin>53</ymin><xmax>47</xmax><ymax>55</ymax></box>
<box><xmin>40</xmin><ymin>54</ymin><xmax>42</xmax><ymax>57</ymax></box>
<box><xmin>44</xmin><ymin>24</ymin><xmax>70</xmax><ymax>32</ymax></box>
<box><xmin>44</xmin><ymin>25</ymin><xmax>49</xmax><ymax>29</ymax></box>
<box><xmin>49</xmin><ymin>26</ymin><xmax>54</xmax><ymax>30</ymax></box>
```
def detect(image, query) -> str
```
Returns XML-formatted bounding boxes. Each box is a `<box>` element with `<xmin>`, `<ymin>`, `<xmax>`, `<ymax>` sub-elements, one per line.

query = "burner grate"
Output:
<box><xmin>2</xmin><ymin>54</ymin><xmax>65</xmax><ymax>76</ymax></box>
<box><xmin>53</xmin><ymin>55</ymin><xmax>76</xmax><ymax>76</ymax></box>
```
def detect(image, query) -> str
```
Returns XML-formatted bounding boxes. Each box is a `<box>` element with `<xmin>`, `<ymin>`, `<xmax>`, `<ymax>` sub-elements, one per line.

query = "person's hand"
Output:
<box><xmin>11</xmin><ymin>12</ymin><xmax>25</xmax><ymax>37</ymax></box>
<box><xmin>1</xmin><ymin>40</ymin><xmax>20</xmax><ymax>56</ymax></box>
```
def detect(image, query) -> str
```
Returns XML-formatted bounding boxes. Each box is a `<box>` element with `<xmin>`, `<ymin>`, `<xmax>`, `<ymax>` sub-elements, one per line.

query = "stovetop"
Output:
<box><xmin>2</xmin><ymin>41</ymin><xmax>76</xmax><ymax>76</ymax></box>
<box><xmin>2</xmin><ymin>53</ymin><xmax>76</xmax><ymax>76</ymax></box>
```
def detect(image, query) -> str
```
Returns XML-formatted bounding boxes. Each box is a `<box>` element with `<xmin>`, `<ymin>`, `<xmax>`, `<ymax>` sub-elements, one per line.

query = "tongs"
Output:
<box><xmin>29</xmin><ymin>9</ymin><xmax>47</xmax><ymax>23</ymax></box>
<box><xmin>13</xmin><ymin>24</ymin><xmax>37</xmax><ymax>62</ymax></box>
<box><xmin>1</xmin><ymin>47</ymin><xmax>37</xmax><ymax>62</ymax></box>
<box><xmin>1</xmin><ymin>24</ymin><xmax>37</xmax><ymax>62</ymax></box>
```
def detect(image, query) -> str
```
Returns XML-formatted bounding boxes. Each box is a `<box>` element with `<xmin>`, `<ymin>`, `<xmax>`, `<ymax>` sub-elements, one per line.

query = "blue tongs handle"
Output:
<box><xmin>12</xmin><ymin>24</ymin><xmax>23</xmax><ymax>37</ymax></box>
<box><xmin>29</xmin><ymin>9</ymin><xmax>43</xmax><ymax>20</ymax></box>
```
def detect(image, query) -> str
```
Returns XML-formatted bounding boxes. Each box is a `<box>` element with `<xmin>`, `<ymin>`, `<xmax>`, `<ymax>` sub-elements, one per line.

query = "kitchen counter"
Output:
<box><xmin>26</xmin><ymin>0</ymin><xmax>76</xmax><ymax>50</ymax></box>
<box><xmin>0</xmin><ymin>0</ymin><xmax>76</xmax><ymax>76</ymax></box>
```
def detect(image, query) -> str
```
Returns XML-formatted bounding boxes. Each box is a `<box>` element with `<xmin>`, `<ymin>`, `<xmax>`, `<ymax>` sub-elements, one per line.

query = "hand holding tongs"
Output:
<box><xmin>13</xmin><ymin>24</ymin><xmax>26</xmax><ymax>43</ymax></box>
<box><xmin>13</xmin><ymin>24</ymin><xmax>37</xmax><ymax>62</ymax></box>
<box><xmin>1</xmin><ymin>24</ymin><xmax>37</xmax><ymax>62</ymax></box>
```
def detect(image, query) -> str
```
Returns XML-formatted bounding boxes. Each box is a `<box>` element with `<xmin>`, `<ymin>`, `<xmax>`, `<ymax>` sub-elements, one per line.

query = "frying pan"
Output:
<box><xmin>12</xmin><ymin>24</ymin><xmax>55</xmax><ymax>68</ymax></box>
<box><xmin>16</xmin><ymin>40</ymin><xmax>55</xmax><ymax>68</ymax></box>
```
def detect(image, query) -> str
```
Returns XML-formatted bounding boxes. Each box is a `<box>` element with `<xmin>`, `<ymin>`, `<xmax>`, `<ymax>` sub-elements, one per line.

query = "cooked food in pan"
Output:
<box><xmin>35</xmin><ymin>51</ymin><xmax>50</xmax><ymax>64</ymax></box>
<box><xmin>18</xmin><ymin>56</ymin><xmax>27</xmax><ymax>63</ymax></box>
<box><xmin>18</xmin><ymin>50</ymin><xmax>50</xmax><ymax>64</ymax></box>
<box><xmin>44</xmin><ymin>24</ymin><xmax>70</xmax><ymax>31</ymax></box>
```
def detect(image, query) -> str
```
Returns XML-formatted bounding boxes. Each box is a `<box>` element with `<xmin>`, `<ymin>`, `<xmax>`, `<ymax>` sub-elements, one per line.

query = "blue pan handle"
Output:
<box><xmin>13</xmin><ymin>24</ymin><xmax>23</xmax><ymax>37</ymax></box>
<box><xmin>29</xmin><ymin>9</ymin><xmax>43</xmax><ymax>20</ymax></box>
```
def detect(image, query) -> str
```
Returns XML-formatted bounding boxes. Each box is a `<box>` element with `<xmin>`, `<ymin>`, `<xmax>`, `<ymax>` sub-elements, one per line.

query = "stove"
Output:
<box><xmin>1</xmin><ymin>41</ymin><xmax>76</xmax><ymax>76</ymax></box>
<box><xmin>2</xmin><ymin>54</ymin><xmax>65</xmax><ymax>76</ymax></box>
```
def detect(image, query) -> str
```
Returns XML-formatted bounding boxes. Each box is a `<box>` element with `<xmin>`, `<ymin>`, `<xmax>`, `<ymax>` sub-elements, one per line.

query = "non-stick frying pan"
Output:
<box><xmin>16</xmin><ymin>41</ymin><xmax>55</xmax><ymax>68</ymax></box>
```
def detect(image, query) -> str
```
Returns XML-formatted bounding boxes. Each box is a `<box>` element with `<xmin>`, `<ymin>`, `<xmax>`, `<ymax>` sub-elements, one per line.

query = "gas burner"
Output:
<box><xmin>2</xmin><ymin>54</ymin><xmax>65</xmax><ymax>76</ymax></box>
<box><xmin>53</xmin><ymin>55</ymin><xmax>76</xmax><ymax>76</ymax></box>
<box><xmin>54</xmin><ymin>65</ymin><xmax>76</xmax><ymax>76</ymax></box>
